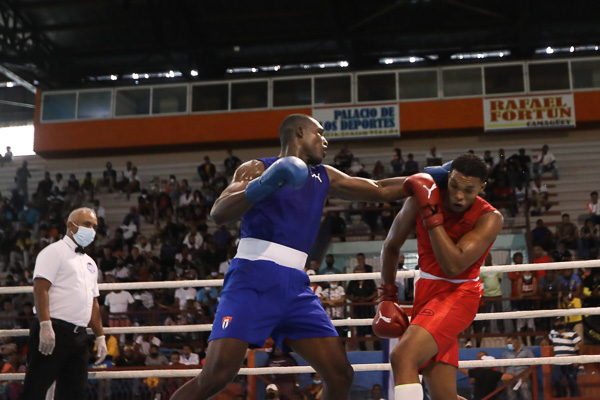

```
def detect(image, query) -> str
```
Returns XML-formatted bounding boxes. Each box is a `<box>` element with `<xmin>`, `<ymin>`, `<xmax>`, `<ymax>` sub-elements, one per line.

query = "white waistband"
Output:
<box><xmin>419</xmin><ymin>270</ymin><xmax>480</xmax><ymax>284</ymax></box>
<box><xmin>236</xmin><ymin>238</ymin><xmax>307</xmax><ymax>270</ymax></box>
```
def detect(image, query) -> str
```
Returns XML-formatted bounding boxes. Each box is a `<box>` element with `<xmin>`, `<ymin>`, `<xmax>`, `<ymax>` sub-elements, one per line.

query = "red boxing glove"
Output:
<box><xmin>372</xmin><ymin>301</ymin><xmax>410</xmax><ymax>339</ymax></box>
<box><xmin>404</xmin><ymin>173</ymin><xmax>444</xmax><ymax>229</ymax></box>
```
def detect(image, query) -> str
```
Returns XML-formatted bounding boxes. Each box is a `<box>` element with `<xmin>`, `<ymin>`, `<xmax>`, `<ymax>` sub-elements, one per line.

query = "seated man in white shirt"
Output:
<box><xmin>180</xmin><ymin>344</ymin><xmax>200</xmax><ymax>365</ymax></box>
<box><xmin>534</xmin><ymin>144</ymin><xmax>559</xmax><ymax>180</ymax></box>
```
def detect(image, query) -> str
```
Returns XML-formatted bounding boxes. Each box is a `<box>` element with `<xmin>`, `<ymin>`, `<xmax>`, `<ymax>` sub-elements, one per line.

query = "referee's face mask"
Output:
<box><xmin>70</xmin><ymin>222</ymin><xmax>96</xmax><ymax>247</ymax></box>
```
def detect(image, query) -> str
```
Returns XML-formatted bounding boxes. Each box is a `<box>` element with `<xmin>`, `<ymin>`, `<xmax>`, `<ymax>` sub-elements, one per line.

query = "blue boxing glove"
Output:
<box><xmin>245</xmin><ymin>156</ymin><xmax>309</xmax><ymax>203</ymax></box>
<box><xmin>424</xmin><ymin>160</ymin><xmax>452</xmax><ymax>190</ymax></box>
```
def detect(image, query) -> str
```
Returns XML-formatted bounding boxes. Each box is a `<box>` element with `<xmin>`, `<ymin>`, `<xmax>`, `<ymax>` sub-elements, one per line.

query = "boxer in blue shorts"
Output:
<box><xmin>172</xmin><ymin>114</ymin><xmax>450</xmax><ymax>400</ymax></box>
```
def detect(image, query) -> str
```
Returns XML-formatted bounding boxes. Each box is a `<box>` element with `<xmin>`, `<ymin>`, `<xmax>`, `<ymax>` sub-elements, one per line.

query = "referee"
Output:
<box><xmin>20</xmin><ymin>207</ymin><xmax>107</xmax><ymax>400</ymax></box>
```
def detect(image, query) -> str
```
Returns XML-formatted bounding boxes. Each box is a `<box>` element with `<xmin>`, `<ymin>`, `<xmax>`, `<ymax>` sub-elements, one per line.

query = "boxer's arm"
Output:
<box><xmin>210</xmin><ymin>160</ymin><xmax>264</xmax><ymax>224</ymax></box>
<box><xmin>325</xmin><ymin>165</ymin><xmax>407</xmax><ymax>202</ymax></box>
<box><xmin>326</xmin><ymin>164</ymin><xmax>451</xmax><ymax>203</ymax></box>
<box><xmin>428</xmin><ymin>210</ymin><xmax>504</xmax><ymax>278</ymax></box>
<box><xmin>381</xmin><ymin>198</ymin><xmax>418</xmax><ymax>285</ymax></box>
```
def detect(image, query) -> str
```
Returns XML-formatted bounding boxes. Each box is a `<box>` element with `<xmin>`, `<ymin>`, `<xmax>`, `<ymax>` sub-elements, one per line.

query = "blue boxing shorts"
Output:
<box><xmin>209</xmin><ymin>257</ymin><xmax>338</xmax><ymax>350</ymax></box>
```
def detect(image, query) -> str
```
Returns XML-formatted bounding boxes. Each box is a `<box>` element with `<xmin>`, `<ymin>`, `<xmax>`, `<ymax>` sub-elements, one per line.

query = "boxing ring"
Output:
<box><xmin>1</xmin><ymin>259</ymin><xmax>599</xmax><ymax>397</ymax></box>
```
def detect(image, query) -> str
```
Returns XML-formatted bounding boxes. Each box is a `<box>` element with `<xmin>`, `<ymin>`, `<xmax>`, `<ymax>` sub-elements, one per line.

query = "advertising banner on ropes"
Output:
<box><xmin>312</xmin><ymin>104</ymin><xmax>400</xmax><ymax>140</ymax></box>
<box><xmin>484</xmin><ymin>93</ymin><xmax>576</xmax><ymax>131</ymax></box>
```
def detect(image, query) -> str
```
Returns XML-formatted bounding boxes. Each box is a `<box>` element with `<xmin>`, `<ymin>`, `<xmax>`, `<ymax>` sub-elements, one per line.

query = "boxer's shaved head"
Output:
<box><xmin>279</xmin><ymin>114</ymin><xmax>317</xmax><ymax>145</ymax></box>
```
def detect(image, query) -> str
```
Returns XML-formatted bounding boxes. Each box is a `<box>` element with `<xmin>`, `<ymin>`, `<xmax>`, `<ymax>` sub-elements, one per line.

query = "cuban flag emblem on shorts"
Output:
<box><xmin>222</xmin><ymin>316</ymin><xmax>232</xmax><ymax>329</ymax></box>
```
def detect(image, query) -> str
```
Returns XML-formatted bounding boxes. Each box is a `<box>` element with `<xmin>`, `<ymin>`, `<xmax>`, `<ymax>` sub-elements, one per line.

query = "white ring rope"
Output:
<box><xmin>1</xmin><ymin>259</ymin><xmax>598</xmax><ymax>381</ymax></box>
<box><xmin>1</xmin><ymin>307</ymin><xmax>599</xmax><ymax>338</ymax></box>
<box><xmin>1</xmin><ymin>259</ymin><xmax>599</xmax><ymax>295</ymax></box>
<box><xmin>1</xmin><ymin>355</ymin><xmax>599</xmax><ymax>381</ymax></box>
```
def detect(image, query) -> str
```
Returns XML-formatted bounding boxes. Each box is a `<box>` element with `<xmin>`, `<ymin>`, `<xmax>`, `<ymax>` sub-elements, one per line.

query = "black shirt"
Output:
<box><xmin>469</xmin><ymin>368</ymin><xmax>503</xmax><ymax>400</ymax></box>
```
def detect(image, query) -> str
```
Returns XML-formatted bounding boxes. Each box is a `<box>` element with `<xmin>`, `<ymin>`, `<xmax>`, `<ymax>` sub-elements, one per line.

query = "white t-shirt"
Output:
<box><xmin>114</xmin><ymin>265</ymin><xmax>131</xmax><ymax>279</ymax></box>
<box><xmin>183</xmin><ymin>232</ymin><xmax>203</xmax><ymax>250</ymax></box>
<box><xmin>179</xmin><ymin>192</ymin><xmax>194</xmax><ymax>207</ymax></box>
<box><xmin>541</xmin><ymin>151</ymin><xmax>557</xmax><ymax>166</ymax></box>
<box><xmin>135</xmin><ymin>290</ymin><xmax>155</xmax><ymax>309</ymax></box>
<box><xmin>33</xmin><ymin>237</ymin><xmax>99</xmax><ymax>327</ymax></box>
<box><xmin>588</xmin><ymin>201</ymin><xmax>600</xmax><ymax>215</ymax></box>
<box><xmin>219</xmin><ymin>259</ymin><xmax>231</xmax><ymax>275</ymax></box>
<box><xmin>174</xmin><ymin>287</ymin><xmax>197</xmax><ymax>309</ymax></box>
<box><xmin>104</xmin><ymin>290</ymin><xmax>135</xmax><ymax>313</ymax></box>
<box><xmin>530</xmin><ymin>182</ymin><xmax>548</xmax><ymax>195</ymax></box>
<box><xmin>180</xmin><ymin>352</ymin><xmax>200</xmax><ymax>365</ymax></box>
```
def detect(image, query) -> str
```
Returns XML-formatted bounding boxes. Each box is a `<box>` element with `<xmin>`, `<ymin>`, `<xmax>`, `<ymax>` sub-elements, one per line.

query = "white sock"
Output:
<box><xmin>395</xmin><ymin>383</ymin><xmax>423</xmax><ymax>400</ymax></box>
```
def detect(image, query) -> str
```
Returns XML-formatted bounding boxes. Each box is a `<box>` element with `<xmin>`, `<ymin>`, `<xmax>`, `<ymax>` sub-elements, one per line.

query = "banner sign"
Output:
<box><xmin>312</xmin><ymin>104</ymin><xmax>400</xmax><ymax>140</ymax></box>
<box><xmin>484</xmin><ymin>93</ymin><xmax>576</xmax><ymax>131</ymax></box>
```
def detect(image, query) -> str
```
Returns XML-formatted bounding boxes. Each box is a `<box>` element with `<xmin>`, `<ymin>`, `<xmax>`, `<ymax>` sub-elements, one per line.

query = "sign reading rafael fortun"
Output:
<box><xmin>484</xmin><ymin>93</ymin><xmax>576</xmax><ymax>131</ymax></box>
<box><xmin>312</xmin><ymin>104</ymin><xmax>400</xmax><ymax>140</ymax></box>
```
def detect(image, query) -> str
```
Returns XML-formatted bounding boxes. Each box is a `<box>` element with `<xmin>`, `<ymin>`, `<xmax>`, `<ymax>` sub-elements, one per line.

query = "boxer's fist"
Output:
<box><xmin>245</xmin><ymin>156</ymin><xmax>308</xmax><ymax>203</ymax></box>
<box><xmin>372</xmin><ymin>301</ymin><xmax>410</xmax><ymax>338</ymax></box>
<box><xmin>424</xmin><ymin>161</ymin><xmax>452</xmax><ymax>190</ymax></box>
<box><xmin>404</xmin><ymin>173</ymin><xmax>444</xmax><ymax>229</ymax></box>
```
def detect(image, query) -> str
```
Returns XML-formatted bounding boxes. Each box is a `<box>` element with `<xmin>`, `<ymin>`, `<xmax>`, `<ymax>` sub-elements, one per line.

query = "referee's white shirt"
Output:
<box><xmin>33</xmin><ymin>236</ymin><xmax>100</xmax><ymax>327</ymax></box>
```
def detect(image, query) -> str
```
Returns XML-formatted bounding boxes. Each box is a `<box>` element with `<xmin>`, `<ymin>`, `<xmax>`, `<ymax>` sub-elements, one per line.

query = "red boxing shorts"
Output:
<box><xmin>410</xmin><ymin>277</ymin><xmax>482</xmax><ymax>371</ymax></box>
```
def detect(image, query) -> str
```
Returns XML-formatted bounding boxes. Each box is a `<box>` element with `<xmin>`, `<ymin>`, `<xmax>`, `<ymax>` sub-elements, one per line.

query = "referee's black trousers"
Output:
<box><xmin>19</xmin><ymin>319</ymin><xmax>90</xmax><ymax>400</ymax></box>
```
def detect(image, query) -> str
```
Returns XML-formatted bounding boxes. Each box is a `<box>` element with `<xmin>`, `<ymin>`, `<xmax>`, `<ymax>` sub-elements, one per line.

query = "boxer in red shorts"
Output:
<box><xmin>376</xmin><ymin>154</ymin><xmax>503</xmax><ymax>400</ymax></box>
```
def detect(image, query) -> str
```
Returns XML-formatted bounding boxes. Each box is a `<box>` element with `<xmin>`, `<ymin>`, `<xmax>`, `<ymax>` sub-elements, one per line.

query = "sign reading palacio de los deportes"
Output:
<box><xmin>312</xmin><ymin>104</ymin><xmax>400</xmax><ymax>140</ymax></box>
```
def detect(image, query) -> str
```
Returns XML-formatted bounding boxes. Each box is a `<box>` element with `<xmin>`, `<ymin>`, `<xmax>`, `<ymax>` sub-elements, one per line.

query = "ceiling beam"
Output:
<box><xmin>440</xmin><ymin>0</ymin><xmax>510</xmax><ymax>22</ymax></box>
<box><xmin>0</xmin><ymin>64</ymin><xmax>36</xmax><ymax>93</ymax></box>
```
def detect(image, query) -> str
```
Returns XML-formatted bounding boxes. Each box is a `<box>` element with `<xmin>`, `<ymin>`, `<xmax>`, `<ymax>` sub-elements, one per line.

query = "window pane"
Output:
<box><xmin>273</xmin><ymin>79</ymin><xmax>311</xmax><ymax>107</ymax></box>
<box><xmin>571</xmin><ymin>60</ymin><xmax>600</xmax><ymax>89</ymax></box>
<box><xmin>192</xmin><ymin>84</ymin><xmax>229</xmax><ymax>112</ymax></box>
<box><xmin>398</xmin><ymin>70</ymin><xmax>438</xmax><ymax>100</ymax></box>
<box><xmin>77</xmin><ymin>91</ymin><xmax>112</xmax><ymax>119</ymax></box>
<box><xmin>231</xmin><ymin>81</ymin><xmax>267</xmax><ymax>109</ymax></box>
<box><xmin>115</xmin><ymin>89</ymin><xmax>150</xmax><ymax>116</ymax></box>
<box><xmin>529</xmin><ymin>62</ymin><xmax>570</xmax><ymax>91</ymax></box>
<box><xmin>152</xmin><ymin>86</ymin><xmax>187</xmax><ymax>114</ymax></box>
<box><xmin>484</xmin><ymin>65</ymin><xmax>524</xmax><ymax>95</ymax></box>
<box><xmin>314</xmin><ymin>76</ymin><xmax>351</xmax><ymax>104</ymax></box>
<box><xmin>442</xmin><ymin>68</ymin><xmax>482</xmax><ymax>97</ymax></box>
<box><xmin>42</xmin><ymin>93</ymin><xmax>76</xmax><ymax>121</ymax></box>
<box><xmin>357</xmin><ymin>73</ymin><xmax>396</xmax><ymax>102</ymax></box>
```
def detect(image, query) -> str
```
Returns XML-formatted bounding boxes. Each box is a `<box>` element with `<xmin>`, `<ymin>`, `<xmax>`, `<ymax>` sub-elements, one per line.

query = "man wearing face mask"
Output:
<box><xmin>319</xmin><ymin>280</ymin><xmax>346</xmax><ymax>337</ymax></box>
<box><xmin>144</xmin><ymin>344</ymin><xmax>169</xmax><ymax>366</ymax></box>
<box><xmin>501</xmin><ymin>337</ymin><xmax>535</xmax><ymax>400</ymax></box>
<box><xmin>19</xmin><ymin>207</ymin><xmax>107</xmax><ymax>400</ymax></box>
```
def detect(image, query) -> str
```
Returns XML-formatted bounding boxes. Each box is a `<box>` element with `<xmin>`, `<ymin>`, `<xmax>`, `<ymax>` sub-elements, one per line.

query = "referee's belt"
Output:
<box><xmin>51</xmin><ymin>318</ymin><xmax>87</xmax><ymax>334</ymax></box>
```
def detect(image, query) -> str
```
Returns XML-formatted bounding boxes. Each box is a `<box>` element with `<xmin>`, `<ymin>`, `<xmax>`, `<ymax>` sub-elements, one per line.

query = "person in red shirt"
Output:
<box><xmin>507</xmin><ymin>252</ymin><xmax>525</xmax><ymax>307</ymax></box>
<box><xmin>532</xmin><ymin>245</ymin><xmax>552</xmax><ymax>277</ymax></box>
<box><xmin>375</xmin><ymin>154</ymin><xmax>504</xmax><ymax>400</ymax></box>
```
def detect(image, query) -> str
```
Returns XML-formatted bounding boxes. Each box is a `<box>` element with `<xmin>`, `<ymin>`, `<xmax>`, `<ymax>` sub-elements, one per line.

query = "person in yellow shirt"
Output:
<box><xmin>558</xmin><ymin>288</ymin><xmax>583</xmax><ymax>340</ymax></box>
